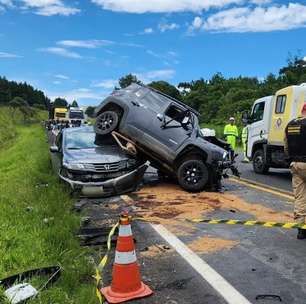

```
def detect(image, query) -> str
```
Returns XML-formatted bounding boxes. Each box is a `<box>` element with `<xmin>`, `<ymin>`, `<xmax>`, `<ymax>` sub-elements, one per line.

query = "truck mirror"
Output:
<box><xmin>157</xmin><ymin>113</ymin><xmax>164</xmax><ymax>121</ymax></box>
<box><xmin>242</xmin><ymin>111</ymin><xmax>249</xmax><ymax>124</ymax></box>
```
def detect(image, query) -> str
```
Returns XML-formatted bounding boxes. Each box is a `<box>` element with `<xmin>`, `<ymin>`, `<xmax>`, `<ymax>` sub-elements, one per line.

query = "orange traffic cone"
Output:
<box><xmin>100</xmin><ymin>211</ymin><xmax>153</xmax><ymax>303</ymax></box>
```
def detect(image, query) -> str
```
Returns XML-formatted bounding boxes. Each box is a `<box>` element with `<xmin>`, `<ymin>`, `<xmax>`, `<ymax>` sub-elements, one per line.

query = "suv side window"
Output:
<box><xmin>275</xmin><ymin>95</ymin><xmax>287</xmax><ymax>114</ymax></box>
<box><xmin>165</xmin><ymin>105</ymin><xmax>185</xmax><ymax>123</ymax></box>
<box><xmin>251</xmin><ymin>101</ymin><xmax>265</xmax><ymax>122</ymax></box>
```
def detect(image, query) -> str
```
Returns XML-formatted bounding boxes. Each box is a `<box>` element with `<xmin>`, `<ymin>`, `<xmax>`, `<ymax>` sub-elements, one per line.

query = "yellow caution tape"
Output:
<box><xmin>190</xmin><ymin>218</ymin><xmax>306</xmax><ymax>230</ymax></box>
<box><xmin>93</xmin><ymin>222</ymin><xmax>119</xmax><ymax>304</ymax></box>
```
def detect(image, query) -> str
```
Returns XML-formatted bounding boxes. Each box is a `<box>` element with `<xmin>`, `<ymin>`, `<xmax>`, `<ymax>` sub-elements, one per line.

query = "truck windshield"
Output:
<box><xmin>69</xmin><ymin>111</ymin><xmax>84</xmax><ymax>119</ymax></box>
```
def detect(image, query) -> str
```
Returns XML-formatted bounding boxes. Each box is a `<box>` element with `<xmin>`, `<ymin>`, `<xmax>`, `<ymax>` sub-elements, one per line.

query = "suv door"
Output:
<box><xmin>142</xmin><ymin>104</ymin><xmax>191</xmax><ymax>162</ymax></box>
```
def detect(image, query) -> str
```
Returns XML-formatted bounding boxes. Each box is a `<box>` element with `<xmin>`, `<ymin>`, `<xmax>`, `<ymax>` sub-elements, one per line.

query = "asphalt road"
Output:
<box><xmin>236</xmin><ymin>154</ymin><xmax>292</xmax><ymax>193</ymax></box>
<box><xmin>77</xmin><ymin>174</ymin><xmax>306</xmax><ymax>304</ymax></box>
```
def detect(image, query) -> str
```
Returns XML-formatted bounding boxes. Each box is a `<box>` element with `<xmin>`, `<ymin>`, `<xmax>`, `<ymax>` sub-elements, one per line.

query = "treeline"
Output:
<box><xmin>0</xmin><ymin>77</ymin><xmax>50</xmax><ymax>109</ymax></box>
<box><xmin>117</xmin><ymin>55</ymin><xmax>306</xmax><ymax>125</ymax></box>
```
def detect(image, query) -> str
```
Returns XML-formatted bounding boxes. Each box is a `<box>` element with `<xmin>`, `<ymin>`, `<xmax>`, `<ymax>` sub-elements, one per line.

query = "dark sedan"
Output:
<box><xmin>49</xmin><ymin>126</ymin><xmax>148</xmax><ymax>197</ymax></box>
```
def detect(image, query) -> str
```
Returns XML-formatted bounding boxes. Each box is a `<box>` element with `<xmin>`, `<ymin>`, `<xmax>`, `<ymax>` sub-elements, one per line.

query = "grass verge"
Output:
<box><xmin>0</xmin><ymin>124</ymin><xmax>97</xmax><ymax>303</ymax></box>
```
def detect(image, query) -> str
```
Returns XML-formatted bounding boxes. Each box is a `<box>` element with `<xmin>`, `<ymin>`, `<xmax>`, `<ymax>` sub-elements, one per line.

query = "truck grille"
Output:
<box><xmin>83</xmin><ymin>161</ymin><xmax>126</xmax><ymax>173</ymax></box>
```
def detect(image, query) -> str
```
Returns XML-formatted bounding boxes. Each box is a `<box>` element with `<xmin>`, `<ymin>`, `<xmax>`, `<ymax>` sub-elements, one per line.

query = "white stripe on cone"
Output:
<box><xmin>115</xmin><ymin>250</ymin><xmax>137</xmax><ymax>264</ymax></box>
<box><xmin>119</xmin><ymin>225</ymin><xmax>132</xmax><ymax>237</ymax></box>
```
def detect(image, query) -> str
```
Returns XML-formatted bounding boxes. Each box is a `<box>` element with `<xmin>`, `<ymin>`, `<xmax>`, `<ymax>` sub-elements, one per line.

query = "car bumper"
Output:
<box><xmin>58</xmin><ymin>162</ymin><xmax>149</xmax><ymax>197</ymax></box>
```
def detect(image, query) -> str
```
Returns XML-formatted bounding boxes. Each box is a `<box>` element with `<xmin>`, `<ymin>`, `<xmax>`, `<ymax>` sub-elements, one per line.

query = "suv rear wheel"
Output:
<box><xmin>177</xmin><ymin>156</ymin><xmax>209</xmax><ymax>192</ymax></box>
<box><xmin>94</xmin><ymin>110</ymin><xmax>119</xmax><ymax>135</ymax></box>
<box><xmin>253</xmin><ymin>149</ymin><xmax>269</xmax><ymax>174</ymax></box>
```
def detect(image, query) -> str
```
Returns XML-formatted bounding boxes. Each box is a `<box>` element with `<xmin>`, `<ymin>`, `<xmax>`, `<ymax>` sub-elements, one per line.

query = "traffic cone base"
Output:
<box><xmin>101</xmin><ymin>282</ymin><xmax>152</xmax><ymax>303</ymax></box>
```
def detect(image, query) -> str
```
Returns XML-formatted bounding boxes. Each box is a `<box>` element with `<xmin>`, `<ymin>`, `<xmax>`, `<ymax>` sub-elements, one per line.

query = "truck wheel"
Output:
<box><xmin>253</xmin><ymin>149</ymin><xmax>269</xmax><ymax>174</ymax></box>
<box><xmin>177</xmin><ymin>157</ymin><xmax>209</xmax><ymax>192</ymax></box>
<box><xmin>94</xmin><ymin>110</ymin><xmax>119</xmax><ymax>135</ymax></box>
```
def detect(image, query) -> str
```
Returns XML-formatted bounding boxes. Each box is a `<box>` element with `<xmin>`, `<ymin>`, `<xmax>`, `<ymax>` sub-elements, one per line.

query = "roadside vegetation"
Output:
<box><xmin>0</xmin><ymin>119</ymin><xmax>96</xmax><ymax>303</ymax></box>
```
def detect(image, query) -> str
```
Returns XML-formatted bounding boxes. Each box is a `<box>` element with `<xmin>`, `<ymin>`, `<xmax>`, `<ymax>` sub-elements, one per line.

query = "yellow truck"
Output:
<box><xmin>53</xmin><ymin>108</ymin><xmax>68</xmax><ymax>121</ymax></box>
<box><xmin>245</xmin><ymin>84</ymin><xmax>306</xmax><ymax>173</ymax></box>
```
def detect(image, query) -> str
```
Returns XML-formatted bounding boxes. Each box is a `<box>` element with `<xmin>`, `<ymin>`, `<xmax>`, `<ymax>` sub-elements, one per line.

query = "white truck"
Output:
<box><xmin>245</xmin><ymin>84</ymin><xmax>306</xmax><ymax>174</ymax></box>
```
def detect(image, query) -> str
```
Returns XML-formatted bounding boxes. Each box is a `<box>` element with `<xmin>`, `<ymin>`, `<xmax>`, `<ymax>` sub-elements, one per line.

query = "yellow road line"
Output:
<box><xmin>229</xmin><ymin>178</ymin><xmax>294</xmax><ymax>201</ymax></box>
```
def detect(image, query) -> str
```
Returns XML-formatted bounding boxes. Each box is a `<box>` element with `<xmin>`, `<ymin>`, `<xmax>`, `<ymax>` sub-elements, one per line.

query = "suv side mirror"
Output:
<box><xmin>157</xmin><ymin>113</ymin><xmax>164</xmax><ymax>122</ymax></box>
<box><xmin>50</xmin><ymin>145</ymin><xmax>59</xmax><ymax>153</ymax></box>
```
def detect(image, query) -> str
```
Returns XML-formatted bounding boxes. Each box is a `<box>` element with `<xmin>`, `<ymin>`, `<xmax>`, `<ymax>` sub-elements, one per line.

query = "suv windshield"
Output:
<box><xmin>65</xmin><ymin>132</ymin><xmax>98</xmax><ymax>149</ymax></box>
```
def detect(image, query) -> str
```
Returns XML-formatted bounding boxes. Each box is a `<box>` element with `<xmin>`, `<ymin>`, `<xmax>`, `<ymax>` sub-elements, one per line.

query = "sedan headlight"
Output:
<box><xmin>63</xmin><ymin>162</ymin><xmax>86</xmax><ymax>170</ymax></box>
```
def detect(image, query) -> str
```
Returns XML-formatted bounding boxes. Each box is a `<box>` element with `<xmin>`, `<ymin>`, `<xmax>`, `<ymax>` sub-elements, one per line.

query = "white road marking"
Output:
<box><xmin>151</xmin><ymin>224</ymin><xmax>252</xmax><ymax>304</ymax></box>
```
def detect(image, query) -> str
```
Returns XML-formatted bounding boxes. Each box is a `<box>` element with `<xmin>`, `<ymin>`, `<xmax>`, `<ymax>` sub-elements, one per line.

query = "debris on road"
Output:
<box><xmin>187</xmin><ymin>236</ymin><xmax>239</xmax><ymax>254</ymax></box>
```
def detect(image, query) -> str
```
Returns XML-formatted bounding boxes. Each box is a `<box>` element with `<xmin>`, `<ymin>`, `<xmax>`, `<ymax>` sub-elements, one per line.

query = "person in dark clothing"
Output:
<box><xmin>285</xmin><ymin>105</ymin><xmax>306</xmax><ymax>239</ymax></box>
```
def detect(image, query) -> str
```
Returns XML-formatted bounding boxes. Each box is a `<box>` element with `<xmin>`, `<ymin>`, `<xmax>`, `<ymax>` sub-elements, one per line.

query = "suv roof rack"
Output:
<box><xmin>138</xmin><ymin>83</ymin><xmax>200</xmax><ymax>116</ymax></box>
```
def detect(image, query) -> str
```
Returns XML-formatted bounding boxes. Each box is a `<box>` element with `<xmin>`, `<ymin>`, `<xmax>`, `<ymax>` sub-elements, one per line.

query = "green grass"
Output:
<box><xmin>0</xmin><ymin>107</ymin><xmax>46</xmax><ymax>147</ymax></box>
<box><xmin>0</xmin><ymin>124</ymin><xmax>97</xmax><ymax>303</ymax></box>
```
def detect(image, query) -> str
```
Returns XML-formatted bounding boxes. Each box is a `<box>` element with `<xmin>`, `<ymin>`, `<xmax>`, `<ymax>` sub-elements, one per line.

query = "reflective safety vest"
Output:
<box><xmin>224</xmin><ymin>124</ymin><xmax>239</xmax><ymax>138</ymax></box>
<box><xmin>224</xmin><ymin>124</ymin><xmax>239</xmax><ymax>149</ymax></box>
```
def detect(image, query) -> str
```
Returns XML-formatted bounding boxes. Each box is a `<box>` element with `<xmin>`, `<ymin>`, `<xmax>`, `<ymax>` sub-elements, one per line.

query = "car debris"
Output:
<box><xmin>94</xmin><ymin>83</ymin><xmax>239</xmax><ymax>192</ymax></box>
<box><xmin>49</xmin><ymin>126</ymin><xmax>148</xmax><ymax>197</ymax></box>
<box><xmin>0</xmin><ymin>266</ymin><xmax>61</xmax><ymax>304</ymax></box>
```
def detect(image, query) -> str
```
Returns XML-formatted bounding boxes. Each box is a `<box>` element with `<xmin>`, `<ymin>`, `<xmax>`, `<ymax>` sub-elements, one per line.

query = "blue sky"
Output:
<box><xmin>1</xmin><ymin>0</ymin><xmax>306</xmax><ymax>106</ymax></box>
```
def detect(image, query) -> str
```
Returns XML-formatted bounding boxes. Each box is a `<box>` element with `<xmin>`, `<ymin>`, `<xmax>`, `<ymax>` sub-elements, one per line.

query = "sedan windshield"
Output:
<box><xmin>65</xmin><ymin>132</ymin><xmax>98</xmax><ymax>149</ymax></box>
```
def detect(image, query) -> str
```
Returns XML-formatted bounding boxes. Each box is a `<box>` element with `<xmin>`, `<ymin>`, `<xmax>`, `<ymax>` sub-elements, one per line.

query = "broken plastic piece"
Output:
<box><xmin>5</xmin><ymin>283</ymin><xmax>38</xmax><ymax>304</ymax></box>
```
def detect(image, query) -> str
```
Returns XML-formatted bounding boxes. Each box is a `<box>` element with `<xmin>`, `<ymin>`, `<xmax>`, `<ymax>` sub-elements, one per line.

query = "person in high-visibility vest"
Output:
<box><xmin>241</xmin><ymin>123</ymin><xmax>249</xmax><ymax>163</ymax></box>
<box><xmin>224</xmin><ymin>117</ymin><xmax>239</xmax><ymax>150</ymax></box>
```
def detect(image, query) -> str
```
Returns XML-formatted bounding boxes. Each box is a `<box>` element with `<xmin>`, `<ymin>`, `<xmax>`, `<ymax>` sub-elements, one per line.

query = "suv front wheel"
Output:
<box><xmin>94</xmin><ymin>110</ymin><xmax>119</xmax><ymax>135</ymax></box>
<box><xmin>177</xmin><ymin>156</ymin><xmax>209</xmax><ymax>192</ymax></box>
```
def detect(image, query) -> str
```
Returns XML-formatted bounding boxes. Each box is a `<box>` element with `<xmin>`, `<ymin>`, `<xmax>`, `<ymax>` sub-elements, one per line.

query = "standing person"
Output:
<box><xmin>285</xmin><ymin>105</ymin><xmax>306</xmax><ymax>239</ymax></box>
<box><xmin>241</xmin><ymin>122</ymin><xmax>249</xmax><ymax>163</ymax></box>
<box><xmin>224</xmin><ymin>117</ymin><xmax>239</xmax><ymax>150</ymax></box>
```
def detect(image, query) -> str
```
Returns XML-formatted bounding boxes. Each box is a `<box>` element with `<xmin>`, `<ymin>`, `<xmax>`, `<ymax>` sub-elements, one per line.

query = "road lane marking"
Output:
<box><xmin>229</xmin><ymin>178</ymin><xmax>294</xmax><ymax>201</ymax></box>
<box><xmin>151</xmin><ymin>224</ymin><xmax>252</xmax><ymax>304</ymax></box>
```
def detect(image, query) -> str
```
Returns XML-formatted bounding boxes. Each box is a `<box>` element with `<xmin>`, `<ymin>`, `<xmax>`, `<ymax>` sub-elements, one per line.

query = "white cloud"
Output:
<box><xmin>199</xmin><ymin>3</ymin><xmax>306</xmax><ymax>32</ymax></box>
<box><xmin>57</xmin><ymin>39</ymin><xmax>113</xmax><ymax>48</ymax></box>
<box><xmin>0</xmin><ymin>51</ymin><xmax>22</xmax><ymax>58</ymax></box>
<box><xmin>135</xmin><ymin>69</ymin><xmax>175</xmax><ymax>83</ymax></box>
<box><xmin>40</xmin><ymin>47</ymin><xmax>82</xmax><ymax>59</ymax></box>
<box><xmin>21</xmin><ymin>0</ymin><xmax>80</xmax><ymax>16</ymax></box>
<box><xmin>48</xmin><ymin>88</ymin><xmax>106</xmax><ymax>103</ymax></box>
<box><xmin>92</xmin><ymin>79</ymin><xmax>118</xmax><ymax>89</ymax></box>
<box><xmin>53</xmin><ymin>80</ymin><xmax>61</xmax><ymax>85</ymax></box>
<box><xmin>143</xmin><ymin>27</ymin><xmax>154</xmax><ymax>34</ymax></box>
<box><xmin>91</xmin><ymin>0</ymin><xmax>243</xmax><ymax>13</ymax></box>
<box><xmin>55</xmin><ymin>74</ymin><xmax>69</xmax><ymax>79</ymax></box>
<box><xmin>158</xmin><ymin>22</ymin><xmax>180</xmax><ymax>32</ymax></box>
<box><xmin>250</xmin><ymin>0</ymin><xmax>272</xmax><ymax>4</ymax></box>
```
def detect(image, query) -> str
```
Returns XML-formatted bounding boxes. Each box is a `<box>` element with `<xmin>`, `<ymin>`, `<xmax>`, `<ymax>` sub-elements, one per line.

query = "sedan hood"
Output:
<box><xmin>64</xmin><ymin>146</ymin><xmax>130</xmax><ymax>164</ymax></box>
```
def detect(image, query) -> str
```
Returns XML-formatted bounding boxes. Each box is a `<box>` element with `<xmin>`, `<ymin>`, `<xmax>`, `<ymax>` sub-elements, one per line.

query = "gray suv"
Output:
<box><xmin>94</xmin><ymin>84</ymin><xmax>237</xmax><ymax>192</ymax></box>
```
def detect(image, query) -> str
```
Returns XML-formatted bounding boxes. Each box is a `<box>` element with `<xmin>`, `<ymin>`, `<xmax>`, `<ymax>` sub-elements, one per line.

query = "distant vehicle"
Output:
<box><xmin>54</xmin><ymin>108</ymin><xmax>68</xmax><ymax>121</ymax></box>
<box><xmin>94</xmin><ymin>83</ymin><xmax>238</xmax><ymax>192</ymax></box>
<box><xmin>244</xmin><ymin>84</ymin><xmax>306</xmax><ymax>174</ymax></box>
<box><xmin>49</xmin><ymin>126</ymin><xmax>148</xmax><ymax>197</ymax></box>
<box><xmin>68</xmin><ymin>107</ymin><xmax>85</xmax><ymax>124</ymax></box>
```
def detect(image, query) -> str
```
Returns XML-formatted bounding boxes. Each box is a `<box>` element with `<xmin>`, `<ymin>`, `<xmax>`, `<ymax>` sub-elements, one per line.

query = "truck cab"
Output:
<box><xmin>246</xmin><ymin>84</ymin><xmax>306</xmax><ymax>174</ymax></box>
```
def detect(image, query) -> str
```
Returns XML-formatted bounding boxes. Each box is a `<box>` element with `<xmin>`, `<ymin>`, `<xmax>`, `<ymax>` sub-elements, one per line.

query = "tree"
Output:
<box><xmin>9</xmin><ymin>96</ymin><xmax>29</xmax><ymax>108</ymax></box>
<box><xmin>85</xmin><ymin>106</ymin><xmax>96</xmax><ymax>118</ymax></box>
<box><xmin>119</xmin><ymin>74</ymin><xmax>142</xmax><ymax>89</ymax></box>
<box><xmin>71</xmin><ymin>100</ymin><xmax>79</xmax><ymax>108</ymax></box>
<box><xmin>148</xmin><ymin>81</ymin><xmax>182</xmax><ymax>100</ymax></box>
<box><xmin>53</xmin><ymin>97</ymin><xmax>68</xmax><ymax>108</ymax></box>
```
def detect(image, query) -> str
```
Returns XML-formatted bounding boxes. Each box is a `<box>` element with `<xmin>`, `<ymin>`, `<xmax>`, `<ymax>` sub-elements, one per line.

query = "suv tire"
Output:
<box><xmin>94</xmin><ymin>110</ymin><xmax>119</xmax><ymax>135</ymax></box>
<box><xmin>177</xmin><ymin>156</ymin><xmax>209</xmax><ymax>192</ymax></box>
<box><xmin>253</xmin><ymin>149</ymin><xmax>269</xmax><ymax>174</ymax></box>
